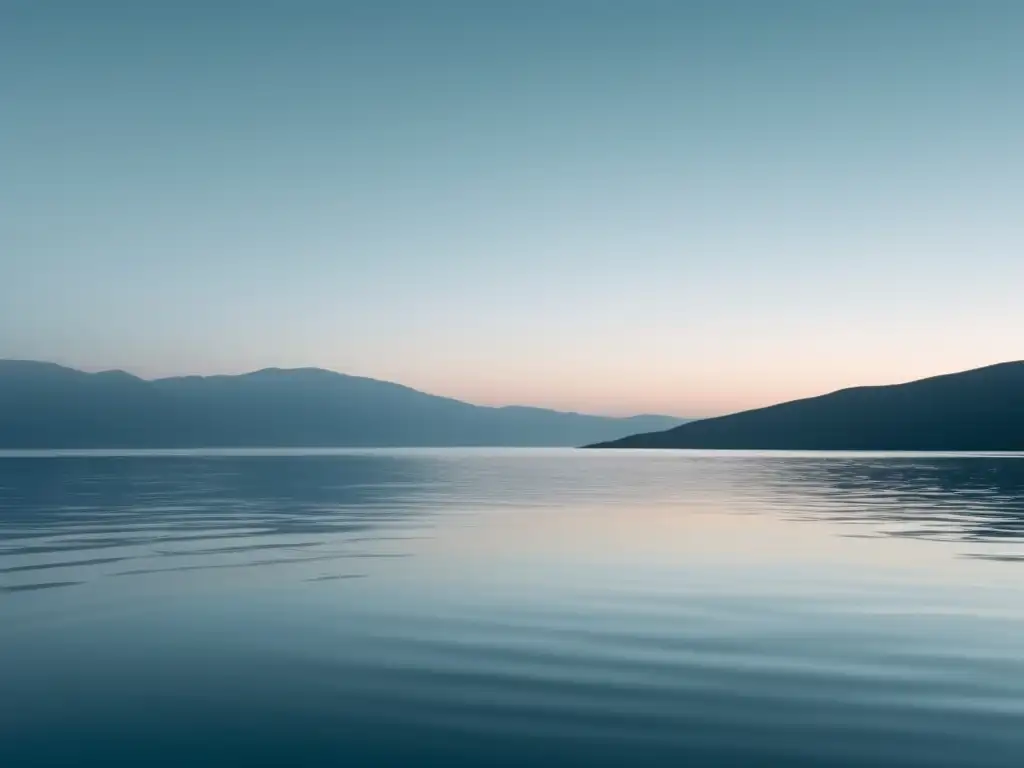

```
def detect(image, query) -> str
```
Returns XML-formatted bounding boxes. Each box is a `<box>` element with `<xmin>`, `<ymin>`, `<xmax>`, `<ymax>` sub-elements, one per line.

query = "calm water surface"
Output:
<box><xmin>2</xmin><ymin>449</ymin><xmax>1024</xmax><ymax>767</ymax></box>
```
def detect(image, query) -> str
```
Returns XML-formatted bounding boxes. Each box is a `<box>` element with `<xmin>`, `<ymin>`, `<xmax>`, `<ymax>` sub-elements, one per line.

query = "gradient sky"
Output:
<box><xmin>2</xmin><ymin>1</ymin><xmax>1022</xmax><ymax>417</ymax></box>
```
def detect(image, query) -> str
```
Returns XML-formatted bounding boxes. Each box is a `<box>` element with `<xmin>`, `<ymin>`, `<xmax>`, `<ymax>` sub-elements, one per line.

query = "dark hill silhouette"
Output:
<box><xmin>586</xmin><ymin>361</ymin><xmax>1024</xmax><ymax>451</ymax></box>
<box><xmin>0</xmin><ymin>360</ymin><xmax>685</xmax><ymax>449</ymax></box>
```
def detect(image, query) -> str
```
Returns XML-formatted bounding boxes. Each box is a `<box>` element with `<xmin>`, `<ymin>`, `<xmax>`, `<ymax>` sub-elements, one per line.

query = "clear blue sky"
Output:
<box><xmin>2</xmin><ymin>1</ymin><xmax>1022</xmax><ymax>417</ymax></box>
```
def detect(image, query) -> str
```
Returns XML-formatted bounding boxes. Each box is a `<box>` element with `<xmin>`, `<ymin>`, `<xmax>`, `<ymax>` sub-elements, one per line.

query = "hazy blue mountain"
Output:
<box><xmin>587</xmin><ymin>361</ymin><xmax>1024</xmax><ymax>451</ymax></box>
<box><xmin>0</xmin><ymin>361</ymin><xmax>686</xmax><ymax>448</ymax></box>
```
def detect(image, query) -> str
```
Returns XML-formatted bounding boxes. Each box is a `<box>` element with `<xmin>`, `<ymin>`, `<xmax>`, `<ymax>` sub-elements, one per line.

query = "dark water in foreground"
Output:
<box><xmin>2</xmin><ymin>449</ymin><xmax>1024</xmax><ymax>767</ymax></box>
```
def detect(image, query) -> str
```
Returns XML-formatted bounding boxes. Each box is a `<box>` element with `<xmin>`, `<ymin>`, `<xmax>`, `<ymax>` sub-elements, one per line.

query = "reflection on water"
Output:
<box><xmin>0</xmin><ymin>454</ymin><xmax>436</xmax><ymax>589</ymax></box>
<box><xmin>755</xmin><ymin>455</ymin><xmax>1024</xmax><ymax>545</ymax></box>
<box><xmin>1</xmin><ymin>450</ymin><xmax>1024</xmax><ymax>767</ymax></box>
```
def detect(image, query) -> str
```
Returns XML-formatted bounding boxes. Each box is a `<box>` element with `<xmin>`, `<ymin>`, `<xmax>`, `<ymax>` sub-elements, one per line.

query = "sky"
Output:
<box><xmin>2</xmin><ymin>1</ymin><xmax>1022</xmax><ymax>418</ymax></box>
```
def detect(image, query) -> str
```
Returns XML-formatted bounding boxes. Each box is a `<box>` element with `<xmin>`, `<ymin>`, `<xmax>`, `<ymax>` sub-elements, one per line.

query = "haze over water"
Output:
<box><xmin>3</xmin><ymin>449</ymin><xmax>1024</xmax><ymax>767</ymax></box>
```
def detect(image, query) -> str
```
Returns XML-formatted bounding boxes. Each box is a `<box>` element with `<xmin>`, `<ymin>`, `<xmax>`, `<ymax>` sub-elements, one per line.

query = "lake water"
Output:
<box><xmin>2</xmin><ymin>449</ymin><xmax>1024</xmax><ymax>767</ymax></box>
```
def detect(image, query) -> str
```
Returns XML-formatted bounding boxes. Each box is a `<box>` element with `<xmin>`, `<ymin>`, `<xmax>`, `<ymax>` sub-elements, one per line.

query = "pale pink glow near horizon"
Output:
<box><xmin>353</xmin><ymin>339</ymin><xmax>1021</xmax><ymax>417</ymax></box>
<box><xmin>87</xmin><ymin>345</ymin><xmax>1021</xmax><ymax>420</ymax></box>
<box><xmin>443</xmin><ymin>358</ymin><xmax>1015</xmax><ymax>418</ymax></box>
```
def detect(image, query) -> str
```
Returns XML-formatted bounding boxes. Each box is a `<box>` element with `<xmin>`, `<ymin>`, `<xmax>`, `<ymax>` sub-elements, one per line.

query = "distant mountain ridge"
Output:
<box><xmin>586</xmin><ymin>361</ymin><xmax>1024</xmax><ymax>451</ymax></box>
<box><xmin>0</xmin><ymin>360</ymin><xmax>686</xmax><ymax>448</ymax></box>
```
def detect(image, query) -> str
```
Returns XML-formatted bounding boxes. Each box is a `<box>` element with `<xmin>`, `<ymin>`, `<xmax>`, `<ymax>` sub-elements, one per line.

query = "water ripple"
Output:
<box><xmin>2</xmin><ymin>450</ymin><xmax>1024</xmax><ymax>766</ymax></box>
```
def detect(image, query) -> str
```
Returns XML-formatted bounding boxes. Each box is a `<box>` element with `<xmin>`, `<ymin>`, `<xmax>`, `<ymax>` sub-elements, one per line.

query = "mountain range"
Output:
<box><xmin>0</xmin><ymin>360</ymin><xmax>686</xmax><ymax>449</ymax></box>
<box><xmin>588</xmin><ymin>361</ymin><xmax>1024</xmax><ymax>451</ymax></box>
